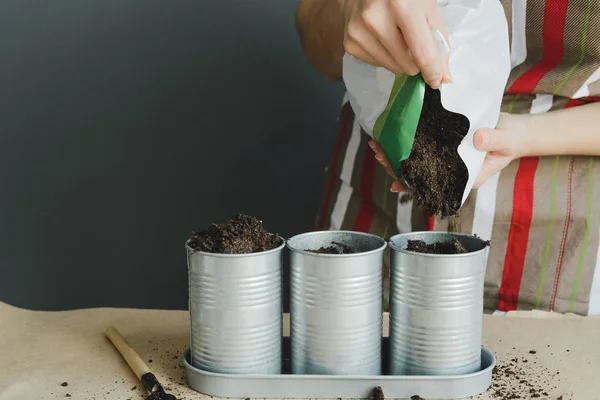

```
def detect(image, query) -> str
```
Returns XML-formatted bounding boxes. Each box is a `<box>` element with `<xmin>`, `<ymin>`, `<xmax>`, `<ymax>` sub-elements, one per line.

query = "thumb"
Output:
<box><xmin>473</xmin><ymin>128</ymin><xmax>507</xmax><ymax>152</ymax></box>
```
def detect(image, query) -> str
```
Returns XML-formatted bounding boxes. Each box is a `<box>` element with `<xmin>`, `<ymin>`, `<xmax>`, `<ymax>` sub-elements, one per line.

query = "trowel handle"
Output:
<box><xmin>105</xmin><ymin>325</ymin><xmax>152</xmax><ymax>381</ymax></box>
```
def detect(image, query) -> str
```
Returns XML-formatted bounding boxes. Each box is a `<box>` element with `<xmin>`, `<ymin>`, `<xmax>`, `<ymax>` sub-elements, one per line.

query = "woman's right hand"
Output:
<box><xmin>340</xmin><ymin>0</ymin><xmax>451</xmax><ymax>89</ymax></box>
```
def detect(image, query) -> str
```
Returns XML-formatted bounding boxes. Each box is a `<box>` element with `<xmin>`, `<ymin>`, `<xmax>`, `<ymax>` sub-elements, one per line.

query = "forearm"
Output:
<box><xmin>523</xmin><ymin>102</ymin><xmax>600</xmax><ymax>157</ymax></box>
<box><xmin>296</xmin><ymin>0</ymin><xmax>345</xmax><ymax>81</ymax></box>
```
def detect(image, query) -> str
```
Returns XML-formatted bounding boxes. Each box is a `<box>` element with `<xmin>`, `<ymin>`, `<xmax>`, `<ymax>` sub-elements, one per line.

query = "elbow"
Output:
<box><xmin>296</xmin><ymin>1</ymin><xmax>343</xmax><ymax>81</ymax></box>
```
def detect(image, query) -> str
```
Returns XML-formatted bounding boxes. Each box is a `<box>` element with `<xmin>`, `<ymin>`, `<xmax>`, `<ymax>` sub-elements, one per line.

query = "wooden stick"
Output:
<box><xmin>105</xmin><ymin>326</ymin><xmax>151</xmax><ymax>381</ymax></box>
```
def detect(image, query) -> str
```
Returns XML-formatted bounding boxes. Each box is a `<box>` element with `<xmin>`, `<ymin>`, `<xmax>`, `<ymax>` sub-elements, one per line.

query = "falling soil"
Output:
<box><xmin>399</xmin><ymin>192</ymin><xmax>413</xmax><ymax>204</ymax></box>
<box><xmin>305</xmin><ymin>241</ymin><xmax>360</xmax><ymax>254</ymax></box>
<box><xmin>188</xmin><ymin>213</ymin><xmax>282</xmax><ymax>254</ymax></box>
<box><xmin>399</xmin><ymin>86</ymin><xmax>470</xmax><ymax>217</ymax></box>
<box><xmin>406</xmin><ymin>238</ymin><xmax>470</xmax><ymax>254</ymax></box>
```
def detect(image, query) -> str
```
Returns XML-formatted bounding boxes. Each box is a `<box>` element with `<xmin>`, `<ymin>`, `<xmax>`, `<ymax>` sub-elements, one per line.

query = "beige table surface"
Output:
<box><xmin>1</xmin><ymin>302</ymin><xmax>598</xmax><ymax>400</ymax></box>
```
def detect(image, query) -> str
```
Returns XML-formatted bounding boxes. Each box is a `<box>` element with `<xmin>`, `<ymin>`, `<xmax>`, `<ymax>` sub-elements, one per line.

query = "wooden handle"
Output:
<box><xmin>105</xmin><ymin>326</ymin><xmax>152</xmax><ymax>381</ymax></box>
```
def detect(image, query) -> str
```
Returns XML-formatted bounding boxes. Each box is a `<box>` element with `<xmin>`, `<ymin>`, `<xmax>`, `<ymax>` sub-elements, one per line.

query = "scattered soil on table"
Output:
<box><xmin>399</xmin><ymin>86</ymin><xmax>470</xmax><ymax>218</ymax></box>
<box><xmin>410</xmin><ymin>396</ymin><xmax>424</xmax><ymax>400</ymax></box>
<box><xmin>61</xmin><ymin>382</ymin><xmax>68</xmax><ymax>387</ymax></box>
<box><xmin>305</xmin><ymin>241</ymin><xmax>360</xmax><ymax>254</ymax></box>
<box><xmin>490</xmin><ymin>350</ymin><xmax>567</xmax><ymax>399</ymax></box>
<box><xmin>188</xmin><ymin>213</ymin><xmax>282</xmax><ymax>254</ymax></box>
<box><xmin>406</xmin><ymin>238</ymin><xmax>470</xmax><ymax>254</ymax></box>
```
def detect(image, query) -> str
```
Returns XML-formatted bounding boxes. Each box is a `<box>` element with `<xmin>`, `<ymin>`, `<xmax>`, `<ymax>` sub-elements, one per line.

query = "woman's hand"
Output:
<box><xmin>340</xmin><ymin>0</ymin><xmax>451</xmax><ymax>88</ymax></box>
<box><xmin>368</xmin><ymin>140</ymin><xmax>407</xmax><ymax>192</ymax></box>
<box><xmin>369</xmin><ymin>113</ymin><xmax>531</xmax><ymax>192</ymax></box>
<box><xmin>472</xmin><ymin>113</ymin><xmax>530</xmax><ymax>188</ymax></box>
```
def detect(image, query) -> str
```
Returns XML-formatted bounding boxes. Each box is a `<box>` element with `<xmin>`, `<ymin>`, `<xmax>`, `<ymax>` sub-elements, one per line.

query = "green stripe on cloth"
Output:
<box><xmin>569</xmin><ymin>157</ymin><xmax>594</xmax><ymax>312</ymax></box>
<box><xmin>536</xmin><ymin>156</ymin><xmax>560</xmax><ymax>309</ymax></box>
<box><xmin>507</xmin><ymin>94</ymin><xmax>520</xmax><ymax>113</ymax></box>
<box><xmin>553</xmin><ymin>0</ymin><xmax>594</xmax><ymax>95</ymax></box>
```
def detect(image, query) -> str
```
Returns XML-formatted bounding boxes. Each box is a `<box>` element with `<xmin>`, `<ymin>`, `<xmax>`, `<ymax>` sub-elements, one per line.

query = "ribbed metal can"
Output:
<box><xmin>388</xmin><ymin>232</ymin><xmax>489</xmax><ymax>376</ymax></box>
<box><xmin>186</xmin><ymin>240</ymin><xmax>284</xmax><ymax>374</ymax></box>
<box><xmin>287</xmin><ymin>231</ymin><xmax>386</xmax><ymax>375</ymax></box>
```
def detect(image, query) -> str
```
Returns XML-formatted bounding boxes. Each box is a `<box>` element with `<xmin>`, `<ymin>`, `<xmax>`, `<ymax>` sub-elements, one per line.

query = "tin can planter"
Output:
<box><xmin>388</xmin><ymin>232</ymin><xmax>489</xmax><ymax>376</ymax></box>
<box><xmin>186</xmin><ymin>241</ymin><xmax>285</xmax><ymax>374</ymax></box>
<box><xmin>287</xmin><ymin>231</ymin><xmax>386</xmax><ymax>375</ymax></box>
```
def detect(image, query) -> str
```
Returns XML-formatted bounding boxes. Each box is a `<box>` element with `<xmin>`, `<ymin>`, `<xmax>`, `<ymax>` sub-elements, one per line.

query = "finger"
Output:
<box><xmin>426</xmin><ymin>2</ymin><xmax>452</xmax><ymax>83</ymax></box>
<box><xmin>346</xmin><ymin>18</ymin><xmax>404</xmax><ymax>74</ymax></box>
<box><xmin>344</xmin><ymin>37</ymin><xmax>381</xmax><ymax>67</ymax></box>
<box><xmin>361</xmin><ymin>3</ymin><xmax>419</xmax><ymax>75</ymax></box>
<box><xmin>391</xmin><ymin>1</ymin><xmax>444</xmax><ymax>88</ymax></box>
<box><xmin>368</xmin><ymin>139</ymin><xmax>383</xmax><ymax>155</ymax></box>
<box><xmin>374</xmin><ymin>153</ymin><xmax>398</xmax><ymax>178</ymax></box>
<box><xmin>390</xmin><ymin>179</ymin><xmax>408</xmax><ymax>193</ymax></box>
<box><xmin>473</xmin><ymin>128</ymin><xmax>507</xmax><ymax>152</ymax></box>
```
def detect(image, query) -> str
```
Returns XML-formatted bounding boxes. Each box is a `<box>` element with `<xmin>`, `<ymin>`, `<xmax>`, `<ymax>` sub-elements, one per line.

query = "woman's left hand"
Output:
<box><xmin>370</xmin><ymin>113</ymin><xmax>531</xmax><ymax>191</ymax></box>
<box><xmin>472</xmin><ymin>113</ymin><xmax>529</xmax><ymax>188</ymax></box>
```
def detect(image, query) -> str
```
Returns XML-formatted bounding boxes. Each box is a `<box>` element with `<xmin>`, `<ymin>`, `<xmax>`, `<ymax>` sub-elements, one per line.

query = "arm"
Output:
<box><xmin>522</xmin><ymin>102</ymin><xmax>600</xmax><ymax>157</ymax></box>
<box><xmin>296</xmin><ymin>0</ymin><xmax>345</xmax><ymax>81</ymax></box>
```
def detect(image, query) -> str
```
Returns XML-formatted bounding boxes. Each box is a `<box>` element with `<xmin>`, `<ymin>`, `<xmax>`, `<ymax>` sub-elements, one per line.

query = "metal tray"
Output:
<box><xmin>183</xmin><ymin>337</ymin><xmax>495</xmax><ymax>399</ymax></box>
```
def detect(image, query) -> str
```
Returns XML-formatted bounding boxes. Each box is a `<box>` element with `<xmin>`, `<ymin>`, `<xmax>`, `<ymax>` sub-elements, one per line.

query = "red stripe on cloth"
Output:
<box><xmin>506</xmin><ymin>2</ymin><xmax>569</xmax><ymax>95</ymax></box>
<box><xmin>353</xmin><ymin>146</ymin><xmax>376</xmax><ymax>232</ymax></box>
<box><xmin>497</xmin><ymin>157</ymin><xmax>540</xmax><ymax>311</ymax></box>
<box><xmin>317</xmin><ymin>107</ymin><xmax>353</xmax><ymax>230</ymax></box>
<box><xmin>551</xmin><ymin>157</ymin><xmax>575</xmax><ymax>310</ymax></box>
<box><xmin>565</xmin><ymin>96</ymin><xmax>600</xmax><ymax>108</ymax></box>
<box><xmin>426</xmin><ymin>216</ymin><xmax>436</xmax><ymax>231</ymax></box>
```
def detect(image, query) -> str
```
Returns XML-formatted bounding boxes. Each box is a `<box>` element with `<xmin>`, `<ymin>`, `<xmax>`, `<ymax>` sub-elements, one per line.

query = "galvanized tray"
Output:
<box><xmin>183</xmin><ymin>337</ymin><xmax>495</xmax><ymax>399</ymax></box>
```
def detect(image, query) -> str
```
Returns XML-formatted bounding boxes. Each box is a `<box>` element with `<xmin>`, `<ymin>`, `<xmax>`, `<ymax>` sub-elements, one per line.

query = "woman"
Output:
<box><xmin>297</xmin><ymin>0</ymin><xmax>600</xmax><ymax>315</ymax></box>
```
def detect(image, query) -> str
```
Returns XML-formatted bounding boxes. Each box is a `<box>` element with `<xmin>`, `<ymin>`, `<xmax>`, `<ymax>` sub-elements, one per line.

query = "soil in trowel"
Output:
<box><xmin>406</xmin><ymin>238</ymin><xmax>470</xmax><ymax>254</ymax></box>
<box><xmin>399</xmin><ymin>86</ymin><xmax>470</xmax><ymax>218</ymax></box>
<box><xmin>188</xmin><ymin>213</ymin><xmax>282</xmax><ymax>254</ymax></box>
<box><xmin>306</xmin><ymin>241</ymin><xmax>360</xmax><ymax>254</ymax></box>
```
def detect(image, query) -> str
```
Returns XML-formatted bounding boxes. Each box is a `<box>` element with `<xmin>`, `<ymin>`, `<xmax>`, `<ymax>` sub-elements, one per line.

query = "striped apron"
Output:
<box><xmin>317</xmin><ymin>0</ymin><xmax>600</xmax><ymax>315</ymax></box>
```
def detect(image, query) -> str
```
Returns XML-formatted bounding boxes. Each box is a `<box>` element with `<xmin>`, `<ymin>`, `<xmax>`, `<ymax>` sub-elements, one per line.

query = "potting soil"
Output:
<box><xmin>399</xmin><ymin>86</ymin><xmax>470</xmax><ymax>218</ymax></box>
<box><xmin>305</xmin><ymin>241</ymin><xmax>360</xmax><ymax>254</ymax></box>
<box><xmin>406</xmin><ymin>238</ymin><xmax>469</xmax><ymax>254</ymax></box>
<box><xmin>188</xmin><ymin>213</ymin><xmax>282</xmax><ymax>254</ymax></box>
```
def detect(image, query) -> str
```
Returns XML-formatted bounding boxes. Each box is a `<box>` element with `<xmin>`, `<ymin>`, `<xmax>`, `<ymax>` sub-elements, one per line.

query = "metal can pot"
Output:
<box><xmin>388</xmin><ymin>232</ymin><xmax>489</xmax><ymax>376</ymax></box>
<box><xmin>187</xmin><ymin>240</ymin><xmax>284</xmax><ymax>374</ymax></box>
<box><xmin>287</xmin><ymin>231</ymin><xmax>386</xmax><ymax>375</ymax></box>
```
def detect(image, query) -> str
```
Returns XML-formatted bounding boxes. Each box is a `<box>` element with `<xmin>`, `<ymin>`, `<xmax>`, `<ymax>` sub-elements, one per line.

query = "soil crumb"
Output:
<box><xmin>399</xmin><ymin>192</ymin><xmax>413</xmax><ymax>204</ymax></box>
<box><xmin>61</xmin><ymin>382</ymin><xmax>68</xmax><ymax>387</ymax></box>
<box><xmin>399</xmin><ymin>86</ymin><xmax>470</xmax><ymax>217</ymax></box>
<box><xmin>188</xmin><ymin>213</ymin><xmax>282</xmax><ymax>254</ymax></box>
<box><xmin>369</xmin><ymin>386</ymin><xmax>384</xmax><ymax>400</ymax></box>
<box><xmin>406</xmin><ymin>238</ymin><xmax>469</xmax><ymax>254</ymax></box>
<box><xmin>410</xmin><ymin>396</ymin><xmax>424</xmax><ymax>400</ymax></box>
<box><xmin>306</xmin><ymin>241</ymin><xmax>360</xmax><ymax>254</ymax></box>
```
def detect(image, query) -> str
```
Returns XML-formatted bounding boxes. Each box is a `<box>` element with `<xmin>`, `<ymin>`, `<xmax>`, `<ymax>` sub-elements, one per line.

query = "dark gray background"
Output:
<box><xmin>0</xmin><ymin>1</ymin><xmax>344</xmax><ymax>310</ymax></box>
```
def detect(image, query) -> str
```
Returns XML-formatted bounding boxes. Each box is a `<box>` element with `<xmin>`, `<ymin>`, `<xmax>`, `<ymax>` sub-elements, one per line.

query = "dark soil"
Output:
<box><xmin>188</xmin><ymin>213</ymin><xmax>282</xmax><ymax>254</ymax></box>
<box><xmin>369</xmin><ymin>386</ymin><xmax>384</xmax><ymax>400</ymax></box>
<box><xmin>306</xmin><ymin>241</ymin><xmax>360</xmax><ymax>254</ymax></box>
<box><xmin>142</xmin><ymin>373</ymin><xmax>178</xmax><ymax>400</ymax></box>
<box><xmin>399</xmin><ymin>192</ymin><xmax>413</xmax><ymax>204</ymax></box>
<box><xmin>61</xmin><ymin>382</ymin><xmax>68</xmax><ymax>387</ymax></box>
<box><xmin>406</xmin><ymin>238</ymin><xmax>469</xmax><ymax>254</ymax></box>
<box><xmin>399</xmin><ymin>86</ymin><xmax>470</xmax><ymax>217</ymax></box>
